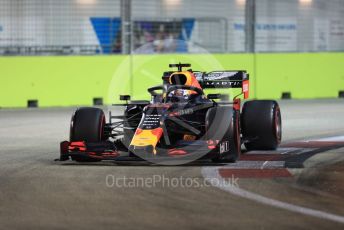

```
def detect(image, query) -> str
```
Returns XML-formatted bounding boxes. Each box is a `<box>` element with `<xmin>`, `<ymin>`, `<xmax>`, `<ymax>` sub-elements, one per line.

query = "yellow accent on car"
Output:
<box><xmin>129</xmin><ymin>128</ymin><xmax>162</xmax><ymax>154</ymax></box>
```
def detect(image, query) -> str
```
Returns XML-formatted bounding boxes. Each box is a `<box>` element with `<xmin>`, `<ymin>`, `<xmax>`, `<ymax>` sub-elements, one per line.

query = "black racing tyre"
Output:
<box><xmin>70</xmin><ymin>107</ymin><xmax>106</xmax><ymax>162</ymax></box>
<box><xmin>206</xmin><ymin>106</ymin><xmax>241</xmax><ymax>163</ymax></box>
<box><xmin>70</xmin><ymin>107</ymin><xmax>106</xmax><ymax>142</ymax></box>
<box><xmin>241</xmin><ymin>100</ymin><xmax>282</xmax><ymax>151</ymax></box>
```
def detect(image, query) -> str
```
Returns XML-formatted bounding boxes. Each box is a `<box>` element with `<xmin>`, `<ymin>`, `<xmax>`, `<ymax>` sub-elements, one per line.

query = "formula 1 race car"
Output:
<box><xmin>59</xmin><ymin>63</ymin><xmax>282</xmax><ymax>164</ymax></box>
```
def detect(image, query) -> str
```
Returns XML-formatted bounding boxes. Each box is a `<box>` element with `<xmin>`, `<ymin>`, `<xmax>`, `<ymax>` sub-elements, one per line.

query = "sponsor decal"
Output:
<box><xmin>205</xmin><ymin>71</ymin><xmax>238</xmax><ymax>80</ymax></box>
<box><xmin>204</xmin><ymin>80</ymin><xmax>242</xmax><ymax>88</ymax></box>
<box><xmin>219</xmin><ymin>141</ymin><xmax>230</xmax><ymax>153</ymax></box>
<box><xmin>242</xmin><ymin>80</ymin><xmax>249</xmax><ymax>98</ymax></box>
<box><xmin>141</xmin><ymin>114</ymin><xmax>161</xmax><ymax>129</ymax></box>
<box><xmin>169</xmin><ymin>108</ymin><xmax>194</xmax><ymax>116</ymax></box>
<box><xmin>177</xmin><ymin>108</ymin><xmax>194</xmax><ymax>116</ymax></box>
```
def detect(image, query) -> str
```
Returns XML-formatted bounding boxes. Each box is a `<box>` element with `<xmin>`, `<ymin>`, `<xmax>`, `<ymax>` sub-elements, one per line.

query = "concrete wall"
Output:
<box><xmin>1</xmin><ymin>53</ymin><xmax>343</xmax><ymax>108</ymax></box>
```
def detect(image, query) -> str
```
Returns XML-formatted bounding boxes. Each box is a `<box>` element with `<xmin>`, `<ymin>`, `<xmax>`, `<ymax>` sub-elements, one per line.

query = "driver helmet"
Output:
<box><xmin>168</xmin><ymin>71</ymin><xmax>202</xmax><ymax>100</ymax></box>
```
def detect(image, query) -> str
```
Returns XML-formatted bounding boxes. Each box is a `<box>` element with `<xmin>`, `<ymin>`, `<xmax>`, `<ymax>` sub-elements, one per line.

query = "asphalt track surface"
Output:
<box><xmin>1</xmin><ymin>99</ymin><xmax>344</xmax><ymax>229</ymax></box>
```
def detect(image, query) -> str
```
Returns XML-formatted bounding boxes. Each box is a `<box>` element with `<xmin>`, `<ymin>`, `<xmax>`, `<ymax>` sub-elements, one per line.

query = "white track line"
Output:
<box><xmin>219</xmin><ymin>160</ymin><xmax>285</xmax><ymax>169</ymax></box>
<box><xmin>202</xmin><ymin>166</ymin><xmax>344</xmax><ymax>224</ymax></box>
<box><xmin>260</xmin><ymin>161</ymin><xmax>269</xmax><ymax>169</ymax></box>
<box><xmin>311</xmin><ymin>136</ymin><xmax>344</xmax><ymax>142</ymax></box>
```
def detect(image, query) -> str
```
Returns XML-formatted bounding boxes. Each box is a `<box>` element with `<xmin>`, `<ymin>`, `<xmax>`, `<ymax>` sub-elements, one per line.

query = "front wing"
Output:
<box><xmin>59</xmin><ymin>140</ymin><xmax>223</xmax><ymax>162</ymax></box>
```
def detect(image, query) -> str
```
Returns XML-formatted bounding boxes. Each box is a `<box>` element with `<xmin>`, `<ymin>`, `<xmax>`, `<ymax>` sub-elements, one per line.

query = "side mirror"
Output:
<box><xmin>119</xmin><ymin>95</ymin><xmax>131</xmax><ymax>101</ymax></box>
<box><xmin>207</xmin><ymin>94</ymin><xmax>221</xmax><ymax>100</ymax></box>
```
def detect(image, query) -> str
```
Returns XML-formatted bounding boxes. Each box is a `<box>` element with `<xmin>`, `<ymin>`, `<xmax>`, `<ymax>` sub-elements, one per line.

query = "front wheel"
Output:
<box><xmin>70</xmin><ymin>107</ymin><xmax>106</xmax><ymax>161</ymax></box>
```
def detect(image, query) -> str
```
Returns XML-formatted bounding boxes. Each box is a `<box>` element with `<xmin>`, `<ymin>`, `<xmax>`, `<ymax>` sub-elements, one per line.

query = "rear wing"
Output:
<box><xmin>194</xmin><ymin>71</ymin><xmax>250</xmax><ymax>99</ymax></box>
<box><xmin>162</xmin><ymin>70</ymin><xmax>250</xmax><ymax>99</ymax></box>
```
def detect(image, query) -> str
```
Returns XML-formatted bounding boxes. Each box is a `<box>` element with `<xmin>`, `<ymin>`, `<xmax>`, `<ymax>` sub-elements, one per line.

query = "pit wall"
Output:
<box><xmin>0</xmin><ymin>53</ymin><xmax>343</xmax><ymax>108</ymax></box>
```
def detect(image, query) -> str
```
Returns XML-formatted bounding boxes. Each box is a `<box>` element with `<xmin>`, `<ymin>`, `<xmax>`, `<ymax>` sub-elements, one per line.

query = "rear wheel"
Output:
<box><xmin>206</xmin><ymin>107</ymin><xmax>241</xmax><ymax>163</ymax></box>
<box><xmin>70</xmin><ymin>107</ymin><xmax>106</xmax><ymax>161</ymax></box>
<box><xmin>241</xmin><ymin>100</ymin><xmax>282</xmax><ymax>150</ymax></box>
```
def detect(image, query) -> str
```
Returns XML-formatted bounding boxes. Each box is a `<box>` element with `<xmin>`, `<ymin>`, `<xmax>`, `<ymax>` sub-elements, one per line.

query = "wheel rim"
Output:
<box><xmin>274</xmin><ymin>108</ymin><xmax>282</xmax><ymax>143</ymax></box>
<box><xmin>235</xmin><ymin>113</ymin><xmax>241</xmax><ymax>156</ymax></box>
<box><xmin>99</xmin><ymin>114</ymin><xmax>106</xmax><ymax>141</ymax></box>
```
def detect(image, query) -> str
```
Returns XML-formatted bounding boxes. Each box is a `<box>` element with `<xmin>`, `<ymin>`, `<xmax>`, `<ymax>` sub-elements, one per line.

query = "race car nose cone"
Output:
<box><xmin>129</xmin><ymin>145</ymin><xmax>155</xmax><ymax>157</ymax></box>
